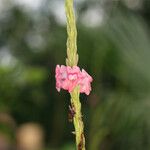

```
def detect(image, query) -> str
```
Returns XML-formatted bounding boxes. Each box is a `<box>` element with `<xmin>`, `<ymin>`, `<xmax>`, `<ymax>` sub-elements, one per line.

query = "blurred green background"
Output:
<box><xmin>0</xmin><ymin>0</ymin><xmax>150</xmax><ymax>150</ymax></box>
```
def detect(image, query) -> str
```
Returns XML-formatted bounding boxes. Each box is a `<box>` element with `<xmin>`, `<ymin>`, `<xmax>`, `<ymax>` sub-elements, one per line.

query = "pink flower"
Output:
<box><xmin>55</xmin><ymin>65</ymin><xmax>93</xmax><ymax>95</ymax></box>
<box><xmin>55</xmin><ymin>65</ymin><xmax>68</xmax><ymax>91</ymax></box>
<box><xmin>79</xmin><ymin>69</ymin><xmax>93</xmax><ymax>95</ymax></box>
<box><xmin>66</xmin><ymin>66</ymin><xmax>81</xmax><ymax>92</ymax></box>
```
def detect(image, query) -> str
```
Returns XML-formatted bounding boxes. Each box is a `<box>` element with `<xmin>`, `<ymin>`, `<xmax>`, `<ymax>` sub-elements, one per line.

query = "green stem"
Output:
<box><xmin>65</xmin><ymin>0</ymin><xmax>86</xmax><ymax>149</ymax></box>
<box><xmin>65</xmin><ymin>0</ymin><xmax>78</xmax><ymax>67</ymax></box>
<box><xmin>70</xmin><ymin>87</ymin><xmax>85</xmax><ymax>150</ymax></box>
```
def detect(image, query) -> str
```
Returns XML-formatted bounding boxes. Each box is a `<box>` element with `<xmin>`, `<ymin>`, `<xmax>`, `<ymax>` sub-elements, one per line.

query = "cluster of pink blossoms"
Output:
<box><xmin>55</xmin><ymin>65</ymin><xmax>93</xmax><ymax>95</ymax></box>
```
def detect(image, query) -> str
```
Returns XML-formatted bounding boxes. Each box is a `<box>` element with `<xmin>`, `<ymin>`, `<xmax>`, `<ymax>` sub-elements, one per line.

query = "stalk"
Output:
<box><xmin>65</xmin><ymin>0</ymin><xmax>86</xmax><ymax>149</ymax></box>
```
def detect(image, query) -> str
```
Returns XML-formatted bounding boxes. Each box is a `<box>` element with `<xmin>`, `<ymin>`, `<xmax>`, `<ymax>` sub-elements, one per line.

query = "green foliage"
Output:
<box><xmin>0</xmin><ymin>0</ymin><xmax>150</xmax><ymax>149</ymax></box>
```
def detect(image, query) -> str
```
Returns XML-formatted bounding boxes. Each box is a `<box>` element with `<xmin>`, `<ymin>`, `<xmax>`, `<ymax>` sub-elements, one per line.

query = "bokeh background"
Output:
<box><xmin>0</xmin><ymin>0</ymin><xmax>150</xmax><ymax>150</ymax></box>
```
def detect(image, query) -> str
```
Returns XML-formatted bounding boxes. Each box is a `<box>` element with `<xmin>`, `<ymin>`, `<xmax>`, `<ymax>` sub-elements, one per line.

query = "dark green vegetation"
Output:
<box><xmin>0</xmin><ymin>0</ymin><xmax>150</xmax><ymax>149</ymax></box>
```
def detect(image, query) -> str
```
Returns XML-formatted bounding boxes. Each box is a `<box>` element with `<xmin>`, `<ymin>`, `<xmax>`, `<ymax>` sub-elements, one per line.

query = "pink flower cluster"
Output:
<box><xmin>55</xmin><ymin>65</ymin><xmax>93</xmax><ymax>95</ymax></box>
